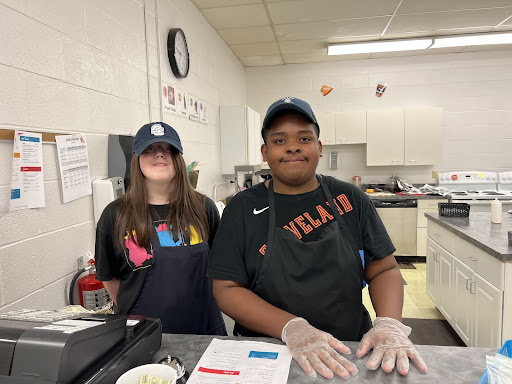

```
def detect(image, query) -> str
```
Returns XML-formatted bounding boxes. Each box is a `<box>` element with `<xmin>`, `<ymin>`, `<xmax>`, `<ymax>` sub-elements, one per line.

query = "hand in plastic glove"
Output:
<box><xmin>355</xmin><ymin>317</ymin><xmax>427</xmax><ymax>375</ymax></box>
<box><xmin>282</xmin><ymin>317</ymin><xmax>358</xmax><ymax>380</ymax></box>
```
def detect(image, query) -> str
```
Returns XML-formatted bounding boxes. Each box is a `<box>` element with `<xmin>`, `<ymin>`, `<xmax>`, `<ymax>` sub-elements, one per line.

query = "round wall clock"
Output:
<box><xmin>167</xmin><ymin>28</ymin><xmax>190</xmax><ymax>78</ymax></box>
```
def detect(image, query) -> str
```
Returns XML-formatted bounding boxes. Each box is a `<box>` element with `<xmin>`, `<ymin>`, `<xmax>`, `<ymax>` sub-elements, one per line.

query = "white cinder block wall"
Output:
<box><xmin>0</xmin><ymin>0</ymin><xmax>245</xmax><ymax>312</ymax></box>
<box><xmin>246</xmin><ymin>51</ymin><xmax>512</xmax><ymax>185</ymax></box>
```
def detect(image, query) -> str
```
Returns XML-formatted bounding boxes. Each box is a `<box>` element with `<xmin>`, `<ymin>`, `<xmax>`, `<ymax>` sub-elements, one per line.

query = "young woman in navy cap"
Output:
<box><xmin>95</xmin><ymin>122</ymin><xmax>226</xmax><ymax>335</ymax></box>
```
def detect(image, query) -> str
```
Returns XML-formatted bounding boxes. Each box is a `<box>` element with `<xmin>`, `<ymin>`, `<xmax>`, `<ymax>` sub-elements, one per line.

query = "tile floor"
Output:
<box><xmin>362</xmin><ymin>262</ymin><xmax>445</xmax><ymax>320</ymax></box>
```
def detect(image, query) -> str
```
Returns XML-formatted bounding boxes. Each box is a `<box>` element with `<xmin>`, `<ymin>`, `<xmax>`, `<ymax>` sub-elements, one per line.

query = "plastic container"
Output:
<box><xmin>478</xmin><ymin>340</ymin><xmax>512</xmax><ymax>384</ymax></box>
<box><xmin>352</xmin><ymin>176</ymin><xmax>362</xmax><ymax>189</ymax></box>
<box><xmin>116</xmin><ymin>364</ymin><xmax>177</xmax><ymax>384</ymax></box>
<box><xmin>491</xmin><ymin>199</ymin><xmax>502</xmax><ymax>224</ymax></box>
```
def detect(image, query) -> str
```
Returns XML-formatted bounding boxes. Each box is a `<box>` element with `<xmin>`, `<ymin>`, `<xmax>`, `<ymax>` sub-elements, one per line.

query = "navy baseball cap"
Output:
<box><xmin>132</xmin><ymin>122</ymin><xmax>183</xmax><ymax>155</ymax></box>
<box><xmin>261</xmin><ymin>97</ymin><xmax>320</xmax><ymax>137</ymax></box>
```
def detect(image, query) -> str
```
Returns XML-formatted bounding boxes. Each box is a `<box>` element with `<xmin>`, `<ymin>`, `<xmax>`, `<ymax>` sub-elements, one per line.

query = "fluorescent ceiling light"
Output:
<box><xmin>431</xmin><ymin>32</ymin><xmax>512</xmax><ymax>48</ymax></box>
<box><xmin>328</xmin><ymin>39</ymin><xmax>433</xmax><ymax>55</ymax></box>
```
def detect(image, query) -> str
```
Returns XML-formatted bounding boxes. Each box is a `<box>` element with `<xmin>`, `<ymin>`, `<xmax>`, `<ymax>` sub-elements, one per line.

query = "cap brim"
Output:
<box><xmin>133</xmin><ymin>137</ymin><xmax>183</xmax><ymax>155</ymax></box>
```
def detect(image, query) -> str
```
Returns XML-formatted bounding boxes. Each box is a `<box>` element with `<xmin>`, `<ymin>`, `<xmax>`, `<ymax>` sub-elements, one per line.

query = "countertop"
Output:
<box><xmin>367</xmin><ymin>192</ymin><xmax>449</xmax><ymax>200</ymax></box>
<box><xmin>425</xmin><ymin>212</ymin><xmax>512</xmax><ymax>262</ymax></box>
<box><xmin>153</xmin><ymin>334</ymin><xmax>495</xmax><ymax>383</ymax></box>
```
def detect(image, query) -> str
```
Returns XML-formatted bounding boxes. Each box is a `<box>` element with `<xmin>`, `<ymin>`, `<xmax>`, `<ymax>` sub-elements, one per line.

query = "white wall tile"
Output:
<box><xmin>0</xmin><ymin>66</ymin><xmax>29</xmax><ymax>127</ymax></box>
<box><xmin>23</xmin><ymin>0</ymin><xmax>87</xmax><ymax>41</ymax></box>
<box><xmin>86</xmin><ymin>0</ymin><xmax>145</xmax><ymax>38</ymax></box>
<box><xmin>0</xmin><ymin>0</ymin><xmax>22</xmax><ymax>11</ymax></box>
<box><xmin>85</xmin><ymin>2</ymin><xmax>147</xmax><ymax>71</ymax></box>
<box><xmin>0</xmin><ymin>222</ymin><xmax>95</xmax><ymax>303</ymax></box>
<box><xmin>0</xmin><ymin>291</ymin><xmax>44</xmax><ymax>311</ymax></box>
<box><xmin>0</xmin><ymin>6</ymin><xmax>64</xmax><ymax>79</ymax></box>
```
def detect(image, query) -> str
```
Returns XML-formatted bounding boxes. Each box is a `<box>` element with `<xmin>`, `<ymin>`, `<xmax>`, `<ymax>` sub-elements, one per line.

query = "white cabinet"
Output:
<box><xmin>427</xmin><ymin>219</ymin><xmax>505</xmax><ymax>348</ymax></box>
<box><xmin>335</xmin><ymin>111</ymin><xmax>366</xmax><ymax>144</ymax></box>
<box><xmin>453</xmin><ymin>258</ymin><xmax>503</xmax><ymax>348</ymax></box>
<box><xmin>404</xmin><ymin>108</ymin><xmax>443</xmax><ymax>166</ymax></box>
<box><xmin>315</xmin><ymin>112</ymin><xmax>336</xmax><ymax>145</ymax></box>
<box><xmin>426</xmin><ymin>238</ymin><xmax>454</xmax><ymax>323</ymax></box>
<box><xmin>316</xmin><ymin>111</ymin><xmax>366</xmax><ymax>145</ymax></box>
<box><xmin>366</xmin><ymin>108</ymin><xmax>443</xmax><ymax>166</ymax></box>
<box><xmin>366</xmin><ymin>109</ymin><xmax>404</xmax><ymax>166</ymax></box>
<box><xmin>220</xmin><ymin>105</ymin><xmax>261</xmax><ymax>175</ymax></box>
<box><xmin>417</xmin><ymin>199</ymin><xmax>447</xmax><ymax>256</ymax></box>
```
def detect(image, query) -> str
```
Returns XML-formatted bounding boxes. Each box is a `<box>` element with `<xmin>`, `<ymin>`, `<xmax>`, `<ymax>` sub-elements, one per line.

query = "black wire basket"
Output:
<box><xmin>438</xmin><ymin>202</ymin><xmax>470</xmax><ymax>217</ymax></box>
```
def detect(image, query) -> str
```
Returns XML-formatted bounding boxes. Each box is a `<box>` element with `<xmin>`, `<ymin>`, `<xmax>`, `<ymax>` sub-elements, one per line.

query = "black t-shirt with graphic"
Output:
<box><xmin>208</xmin><ymin>175</ymin><xmax>395</xmax><ymax>286</ymax></box>
<box><xmin>95</xmin><ymin>197</ymin><xmax>219</xmax><ymax>314</ymax></box>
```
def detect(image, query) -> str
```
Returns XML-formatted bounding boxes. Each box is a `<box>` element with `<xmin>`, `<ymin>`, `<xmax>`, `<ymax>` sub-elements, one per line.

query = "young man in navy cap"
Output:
<box><xmin>208</xmin><ymin>98</ymin><xmax>427</xmax><ymax>379</ymax></box>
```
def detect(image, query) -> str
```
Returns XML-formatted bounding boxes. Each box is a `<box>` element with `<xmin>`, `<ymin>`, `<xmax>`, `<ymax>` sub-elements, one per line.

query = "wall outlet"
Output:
<box><xmin>432</xmin><ymin>170</ymin><xmax>438</xmax><ymax>179</ymax></box>
<box><xmin>77</xmin><ymin>256</ymin><xmax>84</xmax><ymax>270</ymax></box>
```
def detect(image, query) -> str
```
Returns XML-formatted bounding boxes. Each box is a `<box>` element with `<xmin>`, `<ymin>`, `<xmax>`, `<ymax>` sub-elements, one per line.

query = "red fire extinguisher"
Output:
<box><xmin>77</xmin><ymin>259</ymin><xmax>112</xmax><ymax>312</ymax></box>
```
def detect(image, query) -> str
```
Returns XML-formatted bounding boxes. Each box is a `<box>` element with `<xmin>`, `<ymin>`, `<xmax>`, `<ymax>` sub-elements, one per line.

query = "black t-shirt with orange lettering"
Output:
<box><xmin>208</xmin><ymin>175</ymin><xmax>395</xmax><ymax>286</ymax></box>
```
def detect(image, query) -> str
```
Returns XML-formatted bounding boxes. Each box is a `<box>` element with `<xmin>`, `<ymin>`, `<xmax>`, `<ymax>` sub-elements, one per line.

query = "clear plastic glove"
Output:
<box><xmin>355</xmin><ymin>317</ymin><xmax>427</xmax><ymax>375</ymax></box>
<box><xmin>281</xmin><ymin>317</ymin><xmax>358</xmax><ymax>380</ymax></box>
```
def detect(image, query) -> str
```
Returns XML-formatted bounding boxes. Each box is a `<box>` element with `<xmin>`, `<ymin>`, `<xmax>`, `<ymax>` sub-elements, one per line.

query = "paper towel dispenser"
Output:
<box><xmin>93</xmin><ymin>177</ymin><xmax>125</xmax><ymax>225</ymax></box>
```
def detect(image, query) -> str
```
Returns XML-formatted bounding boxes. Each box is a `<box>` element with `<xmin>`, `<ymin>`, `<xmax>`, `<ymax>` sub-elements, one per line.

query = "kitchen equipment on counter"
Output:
<box><xmin>372</xmin><ymin>199</ymin><xmax>417</xmax><ymax>256</ymax></box>
<box><xmin>385</xmin><ymin>176</ymin><xmax>399</xmax><ymax>193</ymax></box>
<box><xmin>439</xmin><ymin>171</ymin><xmax>512</xmax><ymax>213</ymax></box>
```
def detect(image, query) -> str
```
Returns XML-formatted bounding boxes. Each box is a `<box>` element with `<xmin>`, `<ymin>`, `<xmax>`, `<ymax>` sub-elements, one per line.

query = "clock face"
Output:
<box><xmin>167</xmin><ymin>28</ymin><xmax>189</xmax><ymax>78</ymax></box>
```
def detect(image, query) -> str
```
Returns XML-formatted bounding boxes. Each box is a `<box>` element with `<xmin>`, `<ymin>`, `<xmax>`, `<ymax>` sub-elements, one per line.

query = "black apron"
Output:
<box><xmin>234</xmin><ymin>175</ymin><xmax>371</xmax><ymax>341</ymax></box>
<box><xmin>130</xmin><ymin>229</ymin><xmax>226</xmax><ymax>335</ymax></box>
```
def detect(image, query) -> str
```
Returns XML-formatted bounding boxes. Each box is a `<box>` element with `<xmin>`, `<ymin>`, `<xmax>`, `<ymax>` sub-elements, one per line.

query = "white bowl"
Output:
<box><xmin>116</xmin><ymin>364</ymin><xmax>177</xmax><ymax>384</ymax></box>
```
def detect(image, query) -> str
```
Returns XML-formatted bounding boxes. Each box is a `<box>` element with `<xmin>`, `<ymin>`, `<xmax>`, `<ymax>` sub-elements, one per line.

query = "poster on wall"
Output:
<box><xmin>55</xmin><ymin>134</ymin><xmax>92</xmax><ymax>203</ymax></box>
<box><xmin>9</xmin><ymin>130</ymin><xmax>45</xmax><ymax>211</ymax></box>
<box><xmin>199</xmin><ymin>99</ymin><xmax>208</xmax><ymax>125</ymax></box>
<box><xmin>176</xmin><ymin>89</ymin><xmax>189</xmax><ymax>119</ymax></box>
<box><xmin>188</xmin><ymin>94</ymin><xmax>200</xmax><ymax>122</ymax></box>
<box><xmin>162</xmin><ymin>83</ymin><xmax>177</xmax><ymax>114</ymax></box>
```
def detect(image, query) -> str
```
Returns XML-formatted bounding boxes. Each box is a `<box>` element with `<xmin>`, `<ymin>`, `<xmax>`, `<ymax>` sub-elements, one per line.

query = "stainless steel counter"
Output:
<box><xmin>153</xmin><ymin>334</ymin><xmax>496</xmax><ymax>383</ymax></box>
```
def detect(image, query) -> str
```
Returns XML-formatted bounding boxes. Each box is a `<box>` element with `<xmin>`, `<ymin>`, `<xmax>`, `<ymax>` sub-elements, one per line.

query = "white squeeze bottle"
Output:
<box><xmin>491</xmin><ymin>198</ymin><xmax>502</xmax><ymax>224</ymax></box>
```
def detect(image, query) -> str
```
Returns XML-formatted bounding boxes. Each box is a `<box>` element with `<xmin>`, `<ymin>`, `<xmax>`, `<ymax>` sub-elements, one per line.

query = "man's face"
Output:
<box><xmin>261</xmin><ymin>113</ymin><xmax>322</xmax><ymax>190</ymax></box>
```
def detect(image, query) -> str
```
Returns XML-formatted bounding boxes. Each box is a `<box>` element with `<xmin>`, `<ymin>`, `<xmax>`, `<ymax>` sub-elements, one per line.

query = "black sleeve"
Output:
<box><xmin>207</xmin><ymin>195</ymin><xmax>250</xmax><ymax>285</ymax></box>
<box><xmin>358</xmin><ymin>190</ymin><xmax>396</xmax><ymax>262</ymax></box>
<box><xmin>95</xmin><ymin>201</ymin><xmax>123</xmax><ymax>281</ymax></box>
<box><xmin>205</xmin><ymin>197</ymin><xmax>220</xmax><ymax>249</ymax></box>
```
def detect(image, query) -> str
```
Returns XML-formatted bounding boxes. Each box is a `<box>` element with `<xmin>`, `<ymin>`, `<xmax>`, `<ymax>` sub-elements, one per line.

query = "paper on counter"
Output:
<box><xmin>9</xmin><ymin>130</ymin><xmax>45</xmax><ymax>211</ymax></box>
<box><xmin>187</xmin><ymin>338</ymin><xmax>292</xmax><ymax>384</ymax></box>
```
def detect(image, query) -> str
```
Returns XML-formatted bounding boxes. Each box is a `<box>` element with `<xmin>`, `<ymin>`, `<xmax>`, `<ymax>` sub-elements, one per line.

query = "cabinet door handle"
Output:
<box><xmin>409</xmin><ymin>159</ymin><xmax>416</xmax><ymax>163</ymax></box>
<box><xmin>434</xmin><ymin>233</ymin><xmax>440</xmax><ymax>237</ymax></box>
<box><xmin>470</xmin><ymin>281</ymin><xmax>476</xmax><ymax>294</ymax></box>
<box><xmin>466</xmin><ymin>278</ymin><xmax>472</xmax><ymax>291</ymax></box>
<box><xmin>468</xmin><ymin>256</ymin><xmax>477</xmax><ymax>262</ymax></box>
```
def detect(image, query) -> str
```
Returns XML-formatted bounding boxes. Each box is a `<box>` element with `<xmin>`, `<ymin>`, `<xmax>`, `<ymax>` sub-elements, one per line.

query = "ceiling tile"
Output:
<box><xmin>202</xmin><ymin>4</ymin><xmax>269</xmax><ymax>29</ymax></box>
<box><xmin>231</xmin><ymin>42</ymin><xmax>281</xmax><ymax>57</ymax></box>
<box><xmin>218</xmin><ymin>25</ymin><xmax>275</xmax><ymax>44</ymax></box>
<box><xmin>280</xmin><ymin>39</ymin><xmax>326</xmax><ymax>54</ymax></box>
<box><xmin>192</xmin><ymin>0</ymin><xmax>260</xmax><ymax>9</ymax></box>
<box><xmin>397</xmin><ymin>0</ymin><xmax>512</xmax><ymax>14</ymax></box>
<box><xmin>267</xmin><ymin>0</ymin><xmax>399</xmax><ymax>24</ymax></box>
<box><xmin>241</xmin><ymin>55</ymin><xmax>284</xmax><ymax>66</ymax></box>
<box><xmin>275</xmin><ymin>17</ymin><xmax>390</xmax><ymax>41</ymax></box>
<box><xmin>387</xmin><ymin>8</ymin><xmax>512</xmax><ymax>34</ymax></box>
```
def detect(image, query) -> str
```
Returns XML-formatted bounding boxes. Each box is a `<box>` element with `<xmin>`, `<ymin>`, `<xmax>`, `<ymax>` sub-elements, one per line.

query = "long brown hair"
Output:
<box><xmin>114</xmin><ymin>150</ymin><xmax>208</xmax><ymax>249</ymax></box>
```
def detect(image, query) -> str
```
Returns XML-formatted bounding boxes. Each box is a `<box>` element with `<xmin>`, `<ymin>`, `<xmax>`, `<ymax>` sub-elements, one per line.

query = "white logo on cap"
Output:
<box><xmin>282</xmin><ymin>97</ymin><xmax>294</xmax><ymax>103</ymax></box>
<box><xmin>151</xmin><ymin>124</ymin><xmax>165</xmax><ymax>136</ymax></box>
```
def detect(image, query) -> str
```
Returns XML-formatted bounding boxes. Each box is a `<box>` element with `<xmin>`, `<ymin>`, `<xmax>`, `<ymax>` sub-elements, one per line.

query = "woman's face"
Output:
<box><xmin>139</xmin><ymin>142</ymin><xmax>177</xmax><ymax>186</ymax></box>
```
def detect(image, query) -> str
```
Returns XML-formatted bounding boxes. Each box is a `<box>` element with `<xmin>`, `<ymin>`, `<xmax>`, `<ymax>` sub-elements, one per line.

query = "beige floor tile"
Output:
<box><xmin>402</xmin><ymin>305</ymin><xmax>424</xmax><ymax>319</ymax></box>
<box><xmin>410</xmin><ymin>293</ymin><xmax>436</xmax><ymax>307</ymax></box>
<box><xmin>418</xmin><ymin>306</ymin><xmax>446</xmax><ymax>320</ymax></box>
<box><xmin>403</xmin><ymin>292</ymin><xmax>416</xmax><ymax>306</ymax></box>
<box><xmin>405</xmin><ymin>284</ymin><xmax>428</xmax><ymax>295</ymax></box>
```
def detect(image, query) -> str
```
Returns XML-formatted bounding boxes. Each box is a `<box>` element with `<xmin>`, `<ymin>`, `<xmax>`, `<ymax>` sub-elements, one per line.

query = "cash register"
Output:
<box><xmin>0</xmin><ymin>309</ymin><xmax>162</xmax><ymax>384</ymax></box>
